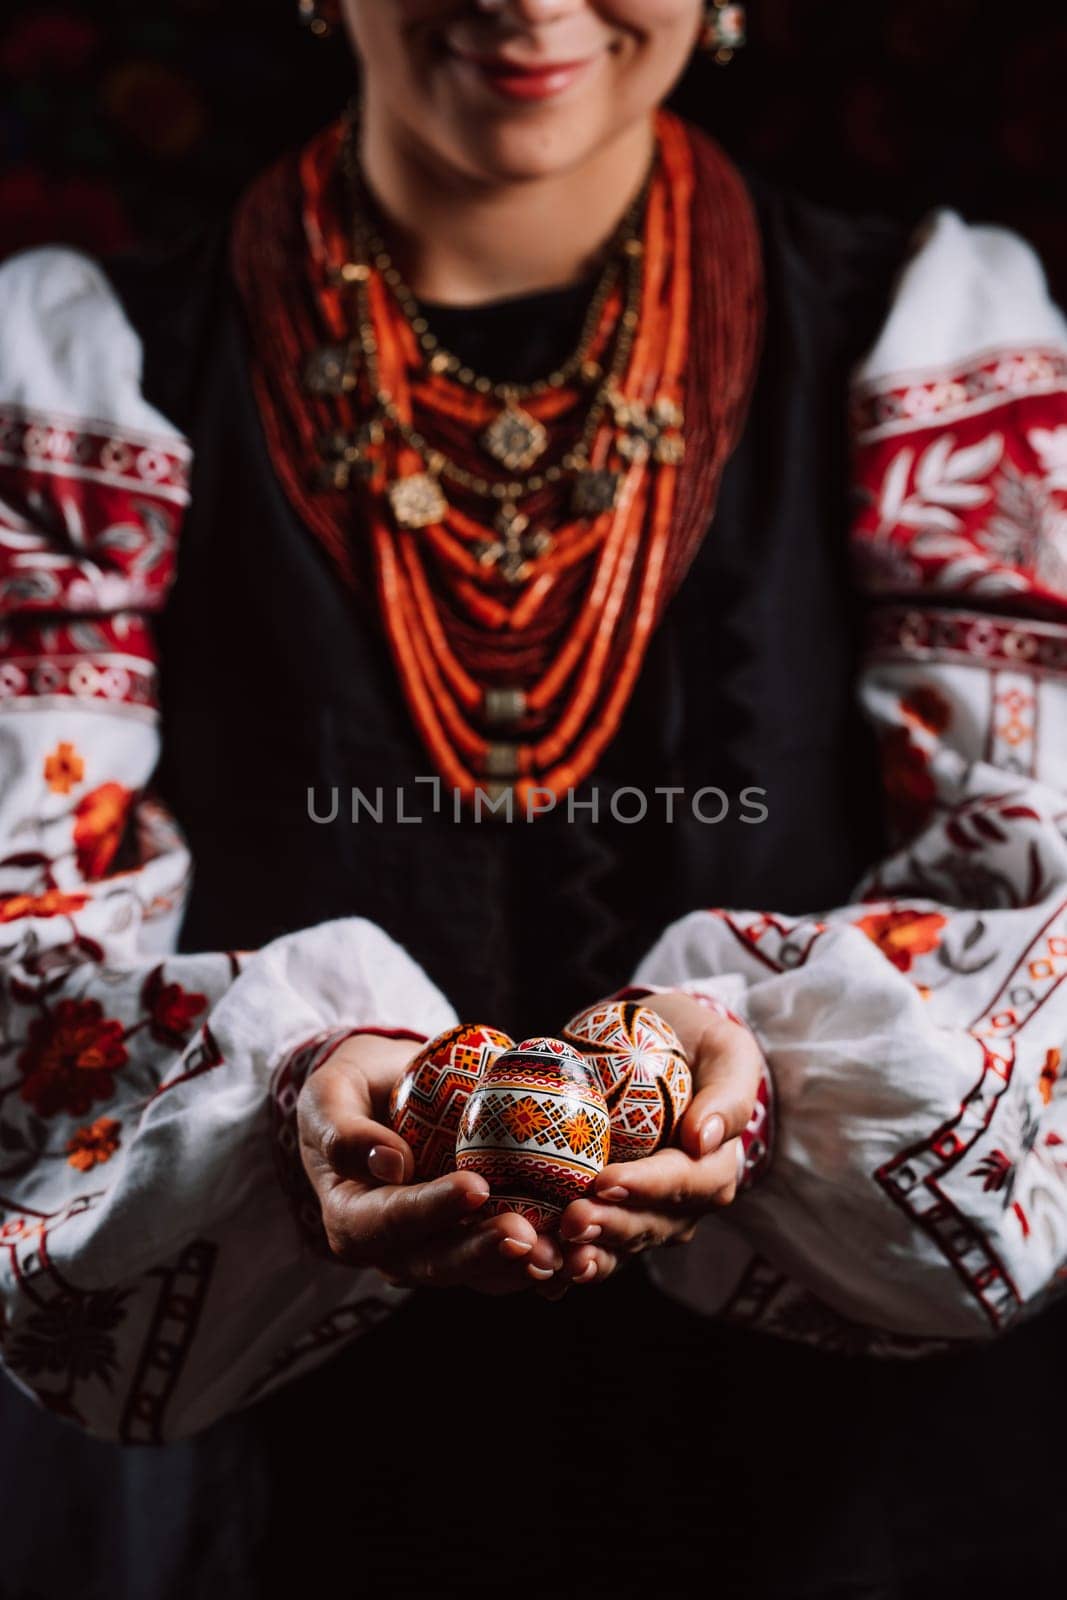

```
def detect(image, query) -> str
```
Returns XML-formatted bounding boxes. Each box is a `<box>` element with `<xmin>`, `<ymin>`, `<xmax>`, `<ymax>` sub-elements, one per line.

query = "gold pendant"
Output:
<box><xmin>472</xmin><ymin>501</ymin><xmax>552</xmax><ymax>586</ymax></box>
<box><xmin>571</xmin><ymin>469</ymin><xmax>621</xmax><ymax>518</ymax></box>
<box><xmin>482</xmin><ymin>402</ymin><xmax>548</xmax><ymax>473</ymax></box>
<box><xmin>303</xmin><ymin>343</ymin><xmax>357</xmax><ymax>396</ymax></box>
<box><xmin>315</xmin><ymin>421</ymin><xmax>385</xmax><ymax>493</ymax></box>
<box><xmin>389</xmin><ymin>473</ymin><xmax>448</xmax><ymax>530</ymax></box>
<box><xmin>608</xmin><ymin>387</ymin><xmax>686</xmax><ymax>469</ymax></box>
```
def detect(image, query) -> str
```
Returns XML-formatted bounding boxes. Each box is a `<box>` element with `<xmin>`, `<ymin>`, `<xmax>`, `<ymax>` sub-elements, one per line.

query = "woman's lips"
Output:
<box><xmin>450</xmin><ymin>50</ymin><xmax>600</xmax><ymax>103</ymax></box>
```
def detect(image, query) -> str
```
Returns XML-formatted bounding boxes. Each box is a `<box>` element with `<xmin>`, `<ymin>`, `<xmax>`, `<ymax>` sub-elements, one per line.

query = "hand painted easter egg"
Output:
<box><xmin>389</xmin><ymin>1023</ymin><xmax>514</xmax><ymax>1181</ymax></box>
<box><xmin>455</xmin><ymin>1036</ymin><xmax>610</xmax><ymax>1231</ymax></box>
<box><xmin>562</xmin><ymin>1001</ymin><xmax>692</xmax><ymax>1164</ymax></box>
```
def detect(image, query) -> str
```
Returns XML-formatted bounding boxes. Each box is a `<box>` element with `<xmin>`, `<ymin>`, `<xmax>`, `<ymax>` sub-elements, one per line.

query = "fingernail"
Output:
<box><xmin>570</xmin><ymin>1224</ymin><xmax>602</xmax><ymax>1245</ymax></box>
<box><xmin>367</xmin><ymin>1146</ymin><xmax>404</xmax><ymax>1185</ymax></box>
<box><xmin>700</xmin><ymin>1114</ymin><xmax>726</xmax><ymax>1156</ymax></box>
<box><xmin>560</xmin><ymin>1217</ymin><xmax>599</xmax><ymax>1242</ymax></box>
<box><xmin>499</xmin><ymin>1237</ymin><xmax>534</xmax><ymax>1260</ymax></box>
<box><xmin>575</xmin><ymin>1260</ymin><xmax>598</xmax><ymax>1284</ymax></box>
<box><xmin>596</xmin><ymin>1186</ymin><xmax>629</xmax><ymax>1203</ymax></box>
<box><xmin>527</xmin><ymin>1264</ymin><xmax>555</xmax><ymax>1281</ymax></box>
<box><xmin>463</xmin><ymin>1184</ymin><xmax>489</xmax><ymax>1210</ymax></box>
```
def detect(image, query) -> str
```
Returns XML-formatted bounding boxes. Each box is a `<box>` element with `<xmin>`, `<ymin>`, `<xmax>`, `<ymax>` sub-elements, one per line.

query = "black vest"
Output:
<box><xmin>124</xmin><ymin>176</ymin><xmax>903</xmax><ymax>1041</ymax></box>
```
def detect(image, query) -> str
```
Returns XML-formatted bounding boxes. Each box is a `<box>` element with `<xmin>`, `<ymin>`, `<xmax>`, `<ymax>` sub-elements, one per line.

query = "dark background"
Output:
<box><xmin>1</xmin><ymin>0</ymin><xmax>1065</xmax><ymax>296</ymax></box>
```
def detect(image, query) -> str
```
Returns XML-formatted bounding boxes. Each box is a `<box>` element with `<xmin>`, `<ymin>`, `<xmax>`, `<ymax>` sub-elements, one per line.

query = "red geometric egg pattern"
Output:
<box><xmin>455</xmin><ymin>1037</ymin><xmax>610</xmax><ymax>1232</ymax></box>
<box><xmin>389</xmin><ymin>1023</ymin><xmax>514</xmax><ymax>1181</ymax></box>
<box><xmin>562</xmin><ymin>1001</ymin><xmax>692</xmax><ymax>1163</ymax></box>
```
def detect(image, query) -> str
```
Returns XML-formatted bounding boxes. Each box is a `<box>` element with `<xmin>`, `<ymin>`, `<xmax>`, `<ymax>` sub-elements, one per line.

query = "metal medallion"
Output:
<box><xmin>482</xmin><ymin>403</ymin><xmax>548</xmax><ymax>473</ymax></box>
<box><xmin>571</xmin><ymin>469</ymin><xmax>621</xmax><ymax>518</ymax></box>
<box><xmin>303</xmin><ymin>344</ymin><xmax>357</xmax><ymax>396</ymax></box>
<box><xmin>388</xmin><ymin>473</ymin><xmax>448</xmax><ymax>530</ymax></box>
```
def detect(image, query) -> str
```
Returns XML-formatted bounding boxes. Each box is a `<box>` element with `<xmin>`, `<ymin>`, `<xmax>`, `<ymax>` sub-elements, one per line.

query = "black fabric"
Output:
<box><xmin>2</xmin><ymin>172</ymin><xmax>1065</xmax><ymax>1600</ymax></box>
<box><xmin>419</xmin><ymin>277</ymin><xmax>599</xmax><ymax>386</ymax></box>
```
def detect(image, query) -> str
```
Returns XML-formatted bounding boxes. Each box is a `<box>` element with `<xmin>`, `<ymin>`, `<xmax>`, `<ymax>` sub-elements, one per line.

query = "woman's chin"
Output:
<box><xmin>412</xmin><ymin>53</ymin><xmax>619</xmax><ymax>184</ymax></box>
<box><xmin>445</xmin><ymin>109</ymin><xmax>621</xmax><ymax>186</ymax></box>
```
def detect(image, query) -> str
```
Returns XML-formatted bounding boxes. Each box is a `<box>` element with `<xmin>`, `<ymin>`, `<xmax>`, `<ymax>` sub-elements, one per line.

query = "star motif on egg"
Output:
<box><xmin>502</xmin><ymin>1095</ymin><xmax>552</xmax><ymax>1143</ymax></box>
<box><xmin>563</xmin><ymin>1109</ymin><xmax>598</xmax><ymax>1156</ymax></box>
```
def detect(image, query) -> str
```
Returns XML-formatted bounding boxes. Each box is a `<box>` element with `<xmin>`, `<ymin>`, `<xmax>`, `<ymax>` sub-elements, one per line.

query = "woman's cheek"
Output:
<box><xmin>599</xmin><ymin>0</ymin><xmax>700</xmax><ymax>23</ymax></box>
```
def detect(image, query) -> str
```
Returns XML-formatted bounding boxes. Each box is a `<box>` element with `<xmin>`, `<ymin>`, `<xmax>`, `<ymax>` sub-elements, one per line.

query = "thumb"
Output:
<box><xmin>678</xmin><ymin>1012</ymin><xmax>763</xmax><ymax>1161</ymax></box>
<box><xmin>300</xmin><ymin>1057</ymin><xmax>416</xmax><ymax>1189</ymax></box>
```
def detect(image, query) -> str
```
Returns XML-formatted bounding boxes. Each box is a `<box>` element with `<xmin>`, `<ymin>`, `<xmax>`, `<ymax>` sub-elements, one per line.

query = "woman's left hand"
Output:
<box><xmin>545</xmin><ymin>992</ymin><xmax>765</xmax><ymax>1294</ymax></box>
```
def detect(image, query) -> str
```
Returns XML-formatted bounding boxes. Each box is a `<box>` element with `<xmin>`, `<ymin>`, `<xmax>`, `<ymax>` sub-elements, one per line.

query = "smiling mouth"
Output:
<box><xmin>448</xmin><ymin>50</ymin><xmax>601</xmax><ymax>103</ymax></box>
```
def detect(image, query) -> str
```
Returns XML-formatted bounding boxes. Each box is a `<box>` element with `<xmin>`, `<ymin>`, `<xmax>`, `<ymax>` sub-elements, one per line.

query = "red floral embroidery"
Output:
<box><xmin>900</xmin><ymin>685</ymin><xmax>952</xmax><ymax>735</ymax></box>
<box><xmin>17</xmin><ymin>999</ymin><xmax>129</xmax><ymax>1118</ymax></box>
<box><xmin>0</xmin><ymin>890</ymin><xmax>89</xmax><ymax>923</ymax></box>
<box><xmin>856</xmin><ymin>909</ymin><xmax>948</xmax><ymax>973</ymax></box>
<box><xmin>43</xmin><ymin>741</ymin><xmax>85</xmax><ymax>795</ymax></box>
<box><xmin>141</xmin><ymin>966</ymin><xmax>208</xmax><ymax>1048</ymax></box>
<box><xmin>971</xmin><ymin>1148</ymin><xmax>1013</xmax><ymax>1194</ymax></box>
<box><xmin>73</xmin><ymin>783</ymin><xmax>132</xmax><ymax>880</ymax></box>
<box><xmin>880</xmin><ymin>725</ymin><xmax>936</xmax><ymax>839</ymax></box>
<box><xmin>1040</xmin><ymin>1049</ymin><xmax>1062</xmax><ymax>1107</ymax></box>
<box><xmin>66</xmin><ymin>1116</ymin><xmax>121</xmax><ymax>1172</ymax></box>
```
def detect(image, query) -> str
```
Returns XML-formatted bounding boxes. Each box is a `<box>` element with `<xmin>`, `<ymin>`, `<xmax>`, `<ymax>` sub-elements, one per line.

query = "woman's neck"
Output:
<box><xmin>358</xmin><ymin>113</ymin><xmax>655</xmax><ymax>307</ymax></box>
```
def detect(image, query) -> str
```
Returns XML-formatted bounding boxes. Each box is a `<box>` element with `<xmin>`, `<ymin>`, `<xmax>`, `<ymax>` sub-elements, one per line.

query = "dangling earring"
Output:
<box><xmin>299</xmin><ymin>0</ymin><xmax>334</xmax><ymax>39</ymax></box>
<box><xmin>701</xmin><ymin>3</ymin><xmax>747</xmax><ymax>65</ymax></box>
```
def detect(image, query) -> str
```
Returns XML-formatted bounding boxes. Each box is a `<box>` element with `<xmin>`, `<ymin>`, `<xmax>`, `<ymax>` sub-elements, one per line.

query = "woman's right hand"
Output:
<box><xmin>298</xmin><ymin>1032</ymin><xmax>562</xmax><ymax>1293</ymax></box>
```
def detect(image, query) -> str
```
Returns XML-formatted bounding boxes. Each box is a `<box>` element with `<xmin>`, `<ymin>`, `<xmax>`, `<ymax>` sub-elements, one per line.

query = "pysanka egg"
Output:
<box><xmin>562</xmin><ymin>1001</ymin><xmax>692</xmax><ymax>1163</ymax></box>
<box><xmin>455</xmin><ymin>1036</ymin><xmax>610</xmax><ymax>1231</ymax></box>
<box><xmin>389</xmin><ymin>1023</ymin><xmax>514</xmax><ymax>1181</ymax></box>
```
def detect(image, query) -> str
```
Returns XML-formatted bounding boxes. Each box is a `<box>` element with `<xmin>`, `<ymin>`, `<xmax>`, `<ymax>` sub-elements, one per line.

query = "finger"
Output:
<box><xmin>300</xmin><ymin>1066</ymin><xmax>417</xmax><ymax>1188</ymax></box>
<box><xmin>525</xmin><ymin>1232</ymin><xmax>565</xmax><ymax>1284</ymax></box>
<box><xmin>678</xmin><ymin>1014</ymin><xmax>763</xmax><ymax>1159</ymax></box>
<box><xmin>321</xmin><ymin>1168</ymin><xmax>490</xmax><ymax>1265</ymax></box>
<box><xmin>389</xmin><ymin>1212</ymin><xmax>540</xmax><ymax>1290</ymax></box>
<box><xmin>543</xmin><ymin>1241</ymin><xmax>617</xmax><ymax>1292</ymax></box>
<box><xmin>557</xmin><ymin>1196</ymin><xmax>603</xmax><ymax>1244</ymax></box>
<box><xmin>569</xmin><ymin>1206</ymin><xmax>690</xmax><ymax>1253</ymax></box>
<box><xmin>589</xmin><ymin>1142</ymin><xmax>742</xmax><ymax>1215</ymax></box>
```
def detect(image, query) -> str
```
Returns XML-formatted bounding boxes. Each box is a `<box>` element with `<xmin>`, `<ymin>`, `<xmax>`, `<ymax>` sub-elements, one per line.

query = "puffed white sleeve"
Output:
<box><xmin>640</xmin><ymin>212</ymin><xmax>1067</xmax><ymax>1352</ymax></box>
<box><xmin>0</xmin><ymin>249</ymin><xmax>456</xmax><ymax>1440</ymax></box>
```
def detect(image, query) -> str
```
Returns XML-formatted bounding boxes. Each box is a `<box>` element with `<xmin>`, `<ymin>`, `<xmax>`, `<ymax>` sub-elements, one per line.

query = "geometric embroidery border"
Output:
<box><xmin>868</xmin><ymin>606</ymin><xmax>1067</xmax><ymax>680</ymax></box>
<box><xmin>875</xmin><ymin>905</ymin><xmax>1067</xmax><ymax>1331</ymax></box>
<box><xmin>850</xmin><ymin>345</ymin><xmax>1067</xmax><ymax>443</ymax></box>
<box><xmin>0</xmin><ymin>404</ymin><xmax>191</xmax><ymax>506</ymax></box>
<box><xmin>240</xmin><ymin>1296</ymin><xmax>395</xmax><ymax>1407</ymax></box>
<box><xmin>119</xmin><ymin>1237</ymin><xmax>218</xmax><ymax>1444</ymax></box>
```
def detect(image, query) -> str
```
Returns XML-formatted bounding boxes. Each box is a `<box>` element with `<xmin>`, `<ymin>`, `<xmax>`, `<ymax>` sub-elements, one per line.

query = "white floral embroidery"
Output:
<box><xmin>877</xmin><ymin>433</ymin><xmax>1004</xmax><ymax>535</ymax></box>
<box><xmin>1029</xmin><ymin>425</ymin><xmax>1067</xmax><ymax>491</ymax></box>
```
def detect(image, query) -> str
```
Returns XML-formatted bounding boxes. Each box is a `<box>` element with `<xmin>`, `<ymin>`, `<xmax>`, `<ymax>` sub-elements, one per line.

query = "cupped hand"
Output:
<box><xmin>547</xmin><ymin>992</ymin><xmax>764</xmax><ymax>1293</ymax></box>
<box><xmin>298</xmin><ymin>1032</ymin><xmax>562</xmax><ymax>1293</ymax></box>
